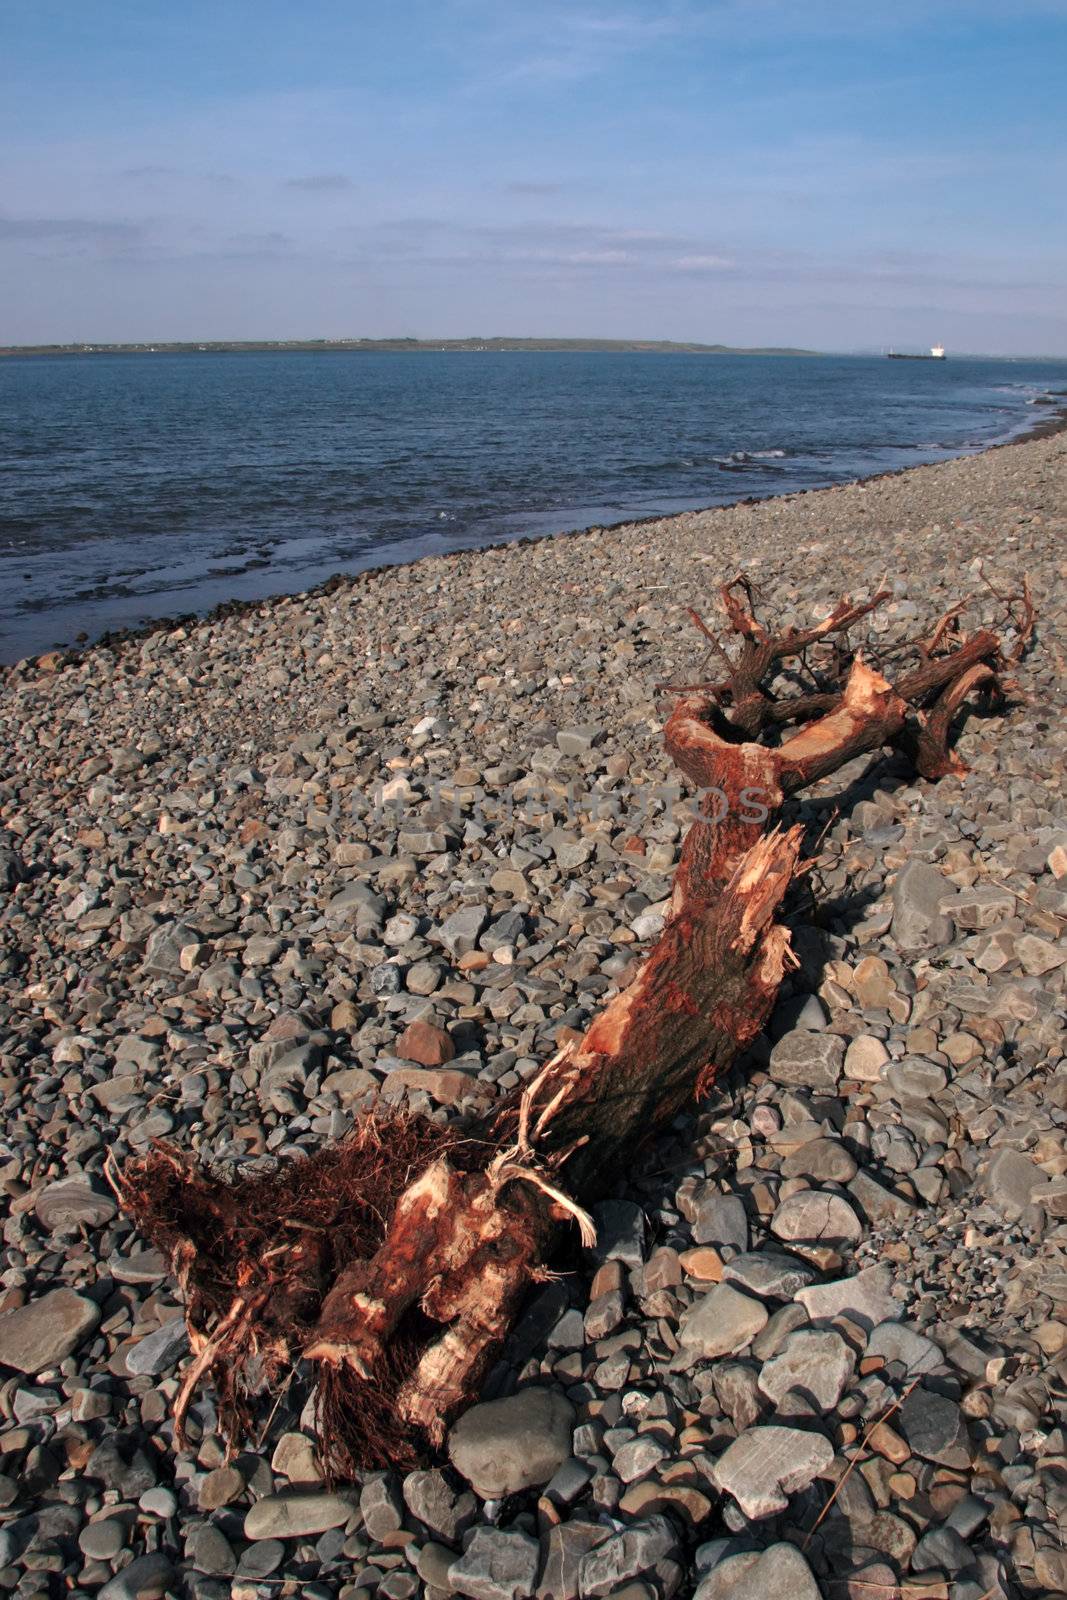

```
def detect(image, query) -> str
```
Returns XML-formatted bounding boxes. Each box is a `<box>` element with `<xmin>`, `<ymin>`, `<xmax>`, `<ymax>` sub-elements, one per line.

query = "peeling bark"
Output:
<box><xmin>116</xmin><ymin>573</ymin><xmax>1033</xmax><ymax>1475</ymax></box>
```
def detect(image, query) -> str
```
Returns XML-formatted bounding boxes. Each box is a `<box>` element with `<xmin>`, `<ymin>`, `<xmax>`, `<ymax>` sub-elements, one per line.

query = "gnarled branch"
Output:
<box><xmin>117</xmin><ymin>572</ymin><xmax>1035</xmax><ymax>1476</ymax></box>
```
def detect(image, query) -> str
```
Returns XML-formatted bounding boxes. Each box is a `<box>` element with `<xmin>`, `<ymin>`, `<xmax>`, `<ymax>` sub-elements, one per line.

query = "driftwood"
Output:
<box><xmin>114</xmin><ymin>571</ymin><xmax>1033</xmax><ymax>1477</ymax></box>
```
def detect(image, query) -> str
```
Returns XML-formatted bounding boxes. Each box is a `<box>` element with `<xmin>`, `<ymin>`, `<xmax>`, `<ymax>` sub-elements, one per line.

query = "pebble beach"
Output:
<box><xmin>0</xmin><ymin>426</ymin><xmax>1064</xmax><ymax>1599</ymax></box>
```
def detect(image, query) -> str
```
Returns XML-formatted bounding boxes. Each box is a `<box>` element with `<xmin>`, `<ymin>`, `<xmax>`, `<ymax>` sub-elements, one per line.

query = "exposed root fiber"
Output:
<box><xmin>119</xmin><ymin>1111</ymin><xmax>488</xmax><ymax>1474</ymax></box>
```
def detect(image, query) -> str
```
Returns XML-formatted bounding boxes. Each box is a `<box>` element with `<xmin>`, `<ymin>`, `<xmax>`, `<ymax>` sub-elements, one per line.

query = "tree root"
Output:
<box><xmin>117</xmin><ymin>573</ymin><xmax>1035</xmax><ymax>1476</ymax></box>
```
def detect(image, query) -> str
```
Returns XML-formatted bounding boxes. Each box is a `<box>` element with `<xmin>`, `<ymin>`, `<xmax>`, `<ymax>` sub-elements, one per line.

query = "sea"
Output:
<box><xmin>1</xmin><ymin>350</ymin><xmax>1064</xmax><ymax>663</ymax></box>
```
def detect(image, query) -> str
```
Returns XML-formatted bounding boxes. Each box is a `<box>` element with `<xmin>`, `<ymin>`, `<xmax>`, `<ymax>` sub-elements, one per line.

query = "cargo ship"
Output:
<box><xmin>887</xmin><ymin>344</ymin><xmax>946</xmax><ymax>360</ymax></box>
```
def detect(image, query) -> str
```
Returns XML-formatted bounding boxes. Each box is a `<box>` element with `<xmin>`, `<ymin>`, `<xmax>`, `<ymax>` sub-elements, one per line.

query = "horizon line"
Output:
<box><xmin>3</xmin><ymin>336</ymin><xmax>1066</xmax><ymax>361</ymax></box>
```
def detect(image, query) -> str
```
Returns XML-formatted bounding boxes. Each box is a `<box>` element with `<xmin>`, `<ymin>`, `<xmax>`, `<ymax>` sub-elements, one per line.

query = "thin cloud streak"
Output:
<box><xmin>0</xmin><ymin>214</ymin><xmax>145</xmax><ymax>252</ymax></box>
<box><xmin>284</xmin><ymin>174</ymin><xmax>355</xmax><ymax>192</ymax></box>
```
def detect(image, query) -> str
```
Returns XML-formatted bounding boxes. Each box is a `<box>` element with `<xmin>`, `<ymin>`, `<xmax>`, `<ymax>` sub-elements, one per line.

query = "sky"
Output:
<box><xmin>2</xmin><ymin>1</ymin><xmax>1065</xmax><ymax>353</ymax></box>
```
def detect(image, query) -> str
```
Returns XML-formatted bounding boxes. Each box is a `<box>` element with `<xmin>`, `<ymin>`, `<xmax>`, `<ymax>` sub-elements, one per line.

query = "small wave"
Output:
<box><xmin>714</xmin><ymin>448</ymin><xmax>789</xmax><ymax>467</ymax></box>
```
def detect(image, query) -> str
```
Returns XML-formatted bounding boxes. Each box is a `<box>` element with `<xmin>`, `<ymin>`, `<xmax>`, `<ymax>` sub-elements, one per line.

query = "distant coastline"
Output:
<box><xmin>0</xmin><ymin>336</ymin><xmax>822</xmax><ymax>359</ymax></box>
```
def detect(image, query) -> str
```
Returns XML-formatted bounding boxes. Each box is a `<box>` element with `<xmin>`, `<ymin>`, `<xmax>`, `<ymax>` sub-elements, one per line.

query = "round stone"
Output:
<box><xmin>79</xmin><ymin>1518</ymin><xmax>126</xmax><ymax>1560</ymax></box>
<box><xmin>448</xmin><ymin>1387</ymin><xmax>574</xmax><ymax>1497</ymax></box>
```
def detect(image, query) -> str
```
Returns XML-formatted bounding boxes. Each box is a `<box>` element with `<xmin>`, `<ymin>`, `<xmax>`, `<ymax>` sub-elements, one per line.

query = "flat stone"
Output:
<box><xmin>711</xmin><ymin>1425</ymin><xmax>834</xmax><ymax>1519</ymax></box>
<box><xmin>405</xmin><ymin>959</ymin><xmax>442</xmax><ymax>995</ymax></box>
<box><xmin>35</xmin><ymin>1177</ymin><xmax>118</xmax><ymax>1232</ymax></box>
<box><xmin>382</xmin><ymin>1065</ymin><xmax>479</xmax><ymax>1105</ymax></box>
<box><xmin>850</xmin><ymin>956</ymin><xmax>895</xmax><ymax>1008</ymax></box>
<box><xmin>271</xmin><ymin>1432</ymin><xmax>321</xmax><ymax>1483</ymax></box>
<box><xmin>679</xmin><ymin>1246</ymin><xmax>724</xmax><ymax>1281</ymax></box>
<box><xmin>885</xmin><ymin>1056</ymin><xmax>948</xmax><ymax>1099</ymax></box>
<box><xmin>243</xmin><ymin>1492</ymin><xmax>356</xmax><ymax>1540</ymax></box>
<box><xmin>1015</xmin><ymin>933</ymin><xmax>1065</xmax><ymax>974</ymax></box>
<box><xmin>768</xmin><ymin>1030</ymin><xmax>845</xmax><ymax>1090</ymax></box>
<box><xmin>190</xmin><ymin>1524</ymin><xmax>236</xmax><ymax>1576</ymax></box>
<box><xmin>971</xmin><ymin>927</ymin><xmax>1017</xmax><ymax>973</ymax></box>
<box><xmin>79</xmin><ymin>1518</ymin><xmax>127</xmax><ymax>1560</ymax></box>
<box><xmin>396</xmin><ymin>1019</ymin><xmax>455</xmax><ymax>1066</ymax></box>
<box><xmin>890</xmin><ymin>860</ymin><xmax>953</xmax><ymax>953</ymax></box>
<box><xmin>416</xmin><ymin>1541</ymin><xmax>457</xmax><ymax>1590</ymax></box>
<box><xmin>1035</xmin><ymin>1550</ymin><xmax>1067</xmax><ymax>1593</ymax></box>
<box><xmin>321</xmin><ymin>1065</ymin><xmax>377</xmax><ymax>1103</ymax></box>
<box><xmin>613</xmin><ymin>1436</ymin><xmax>669</xmax><ymax>1483</ymax></box>
<box><xmin>543</xmin><ymin>1455</ymin><xmax>595</xmax><ymax>1505</ymax></box>
<box><xmin>867</xmin><ymin>1320</ymin><xmax>943</xmax><ymax>1375</ymax></box>
<box><xmin>326</xmin><ymin>882</ymin><xmax>384</xmax><ymax>930</ymax></box>
<box><xmin>758</xmin><ymin>1328</ymin><xmax>855</xmax><ymax>1410</ymax></box>
<box><xmin>678</xmin><ymin>1283</ymin><xmax>769</xmax><ymax>1358</ymax></box>
<box><xmin>722</xmin><ymin>1251</ymin><xmax>816</xmax><ymax>1300</ymax></box>
<box><xmin>770</xmin><ymin>1190</ymin><xmax>862</xmax><ymax>1247</ymax></box>
<box><xmin>795</xmin><ymin>1266</ymin><xmax>900</xmax><ymax>1330</ymax></box>
<box><xmin>0</xmin><ymin>1288</ymin><xmax>101</xmax><ymax>1373</ymax></box>
<box><xmin>110</xmin><ymin>1248</ymin><xmax>168</xmax><ymax>1284</ymax></box>
<box><xmin>403</xmin><ymin>1466</ymin><xmax>469</xmax><ymax>1541</ymax></box>
<box><xmin>982</xmin><ymin>1147</ymin><xmax>1050</xmax><ymax>1216</ymax></box>
<box><xmin>448</xmin><ymin>1387</ymin><xmax>573</xmax><ymax>1497</ymax></box>
<box><xmin>847</xmin><ymin>1169</ymin><xmax>918</xmax><ymax>1226</ymax></box>
<box><xmin>941</xmin><ymin>1029</ymin><xmax>981</xmax><ymax>1065</ymax></box>
<box><xmin>691</xmin><ymin>1192</ymin><xmax>749</xmax><ymax>1250</ymax></box>
<box><xmin>198</xmin><ymin>1464</ymin><xmax>245</xmax><ymax>1509</ymax></box>
<box><xmin>911</xmin><ymin>1523</ymin><xmax>977</xmax><ymax>1575</ymax></box>
<box><xmin>643</xmin><ymin>1245</ymin><xmax>683</xmax><ymax>1291</ymax></box>
<box><xmin>577</xmin><ymin>1514</ymin><xmax>681</xmax><ymax>1598</ymax></box>
<box><xmin>694</xmin><ymin>1542</ymin><xmax>823</xmax><ymax>1600</ymax></box>
<box><xmin>618</xmin><ymin>1479</ymin><xmax>714</xmax><ymax>1525</ymax></box>
<box><xmin>557</xmin><ymin>725</ymin><xmax>602</xmax><ymax>756</ymax></box>
<box><xmin>781</xmin><ymin>1138</ymin><xmax>857</xmax><ymax>1183</ymax></box>
<box><xmin>898</xmin><ymin>1387</ymin><xmax>970</xmax><ymax>1467</ymax></box>
<box><xmin>98</xmin><ymin>1551</ymin><xmax>175</xmax><ymax>1600</ymax></box>
<box><xmin>433</xmin><ymin>905</ymin><xmax>488</xmax><ymax>958</ymax></box>
<box><xmin>140</xmin><ymin>1488</ymin><xmax>178</xmax><ymax>1518</ymax></box>
<box><xmin>125</xmin><ymin>1317</ymin><xmax>188</xmax><ymax>1377</ymax></box>
<box><xmin>360</xmin><ymin>1473</ymin><xmax>404</xmax><ymax>1539</ymax></box>
<box><xmin>843</xmin><ymin>1035</ymin><xmax>890</xmax><ymax>1082</ymax></box>
<box><xmin>946</xmin><ymin>884</ymin><xmax>1017</xmax><ymax>931</ymax></box>
<box><xmin>1030</xmin><ymin>1318</ymin><xmax>1067</xmax><ymax>1359</ymax></box>
<box><xmin>548</xmin><ymin>829</ymin><xmax>596</xmax><ymax>870</ymax></box>
<box><xmin>243</xmin><ymin>932</ymin><xmax>285</xmax><ymax>965</ymax></box>
<box><xmin>383</xmin><ymin>911</ymin><xmax>420</xmax><ymax>945</ymax></box>
<box><xmin>143</xmin><ymin>920</ymin><xmax>200</xmax><ymax>975</ymax></box>
<box><xmin>771</xmin><ymin>992</ymin><xmax>829</xmax><ymax>1035</ymax></box>
<box><xmin>114</xmin><ymin>1034</ymin><xmax>163</xmax><ymax>1071</ymax></box>
<box><xmin>236</xmin><ymin>1540</ymin><xmax>285</xmax><ymax>1579</ymax></box>
<box><xmin>539</xmin><ymin>1520</ymin><xmax>609</xmax><ymax>1600</ymax></box>
<box><xmin>447</xmin><ymin>1526</ymin><xmax>541</xmax><ymax>1600</ymax></box>
<box><xmin>753</xmin><ymin>1302</ymin><xmax>809</xmax><ymax>1360</ymax></box>
<box><xmin>585</xmin><ymin>1289</ymin><xmax>625</xmax><ymax>1340</ymax></box>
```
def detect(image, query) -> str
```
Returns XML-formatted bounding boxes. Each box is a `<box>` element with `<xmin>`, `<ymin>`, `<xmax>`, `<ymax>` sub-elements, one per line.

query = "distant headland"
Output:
<box><xmin>0</xmin><ymin>336</ymin><xmax>822</xmax><ymax>358</ymax></box>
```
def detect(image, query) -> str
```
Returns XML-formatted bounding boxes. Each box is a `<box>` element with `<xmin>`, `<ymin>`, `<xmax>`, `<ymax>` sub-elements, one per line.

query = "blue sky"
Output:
<box><xmin>2</xmin><ymin>1</ymin><xmax>1065</xmax><ymax>351</ymax></box>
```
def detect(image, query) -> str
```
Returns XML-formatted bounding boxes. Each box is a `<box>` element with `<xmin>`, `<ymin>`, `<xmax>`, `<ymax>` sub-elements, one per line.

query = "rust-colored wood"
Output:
<box><xmin>116</xmin><ymin>573</ymin><xmax>1032</xmax><ymax>1473</ymax></box>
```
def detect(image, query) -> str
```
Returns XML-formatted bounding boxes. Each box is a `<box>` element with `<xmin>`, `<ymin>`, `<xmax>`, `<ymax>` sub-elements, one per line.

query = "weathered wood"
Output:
<box><xmin>116</xmin><ymin>574</ymin><xmax>1032</xmax><ymax>1473</ymax></box>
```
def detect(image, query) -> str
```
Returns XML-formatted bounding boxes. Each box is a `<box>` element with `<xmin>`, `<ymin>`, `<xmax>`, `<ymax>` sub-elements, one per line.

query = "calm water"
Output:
<box><xmin>1</xmin><ymin>350</ymin><xmax>1064</xmax><ymax>662</ymax></box>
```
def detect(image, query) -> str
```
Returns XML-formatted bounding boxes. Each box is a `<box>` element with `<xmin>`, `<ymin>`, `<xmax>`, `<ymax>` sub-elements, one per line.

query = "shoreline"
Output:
<box><xmin>6</xmin><ymin>399</ymin><xmax>1066</xmax><ymax>678</ymax></box>
<box><xmin>0</xmin><ymin>415</ymin><xmax>1063</xmax><ymax>1596</ymax></box>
